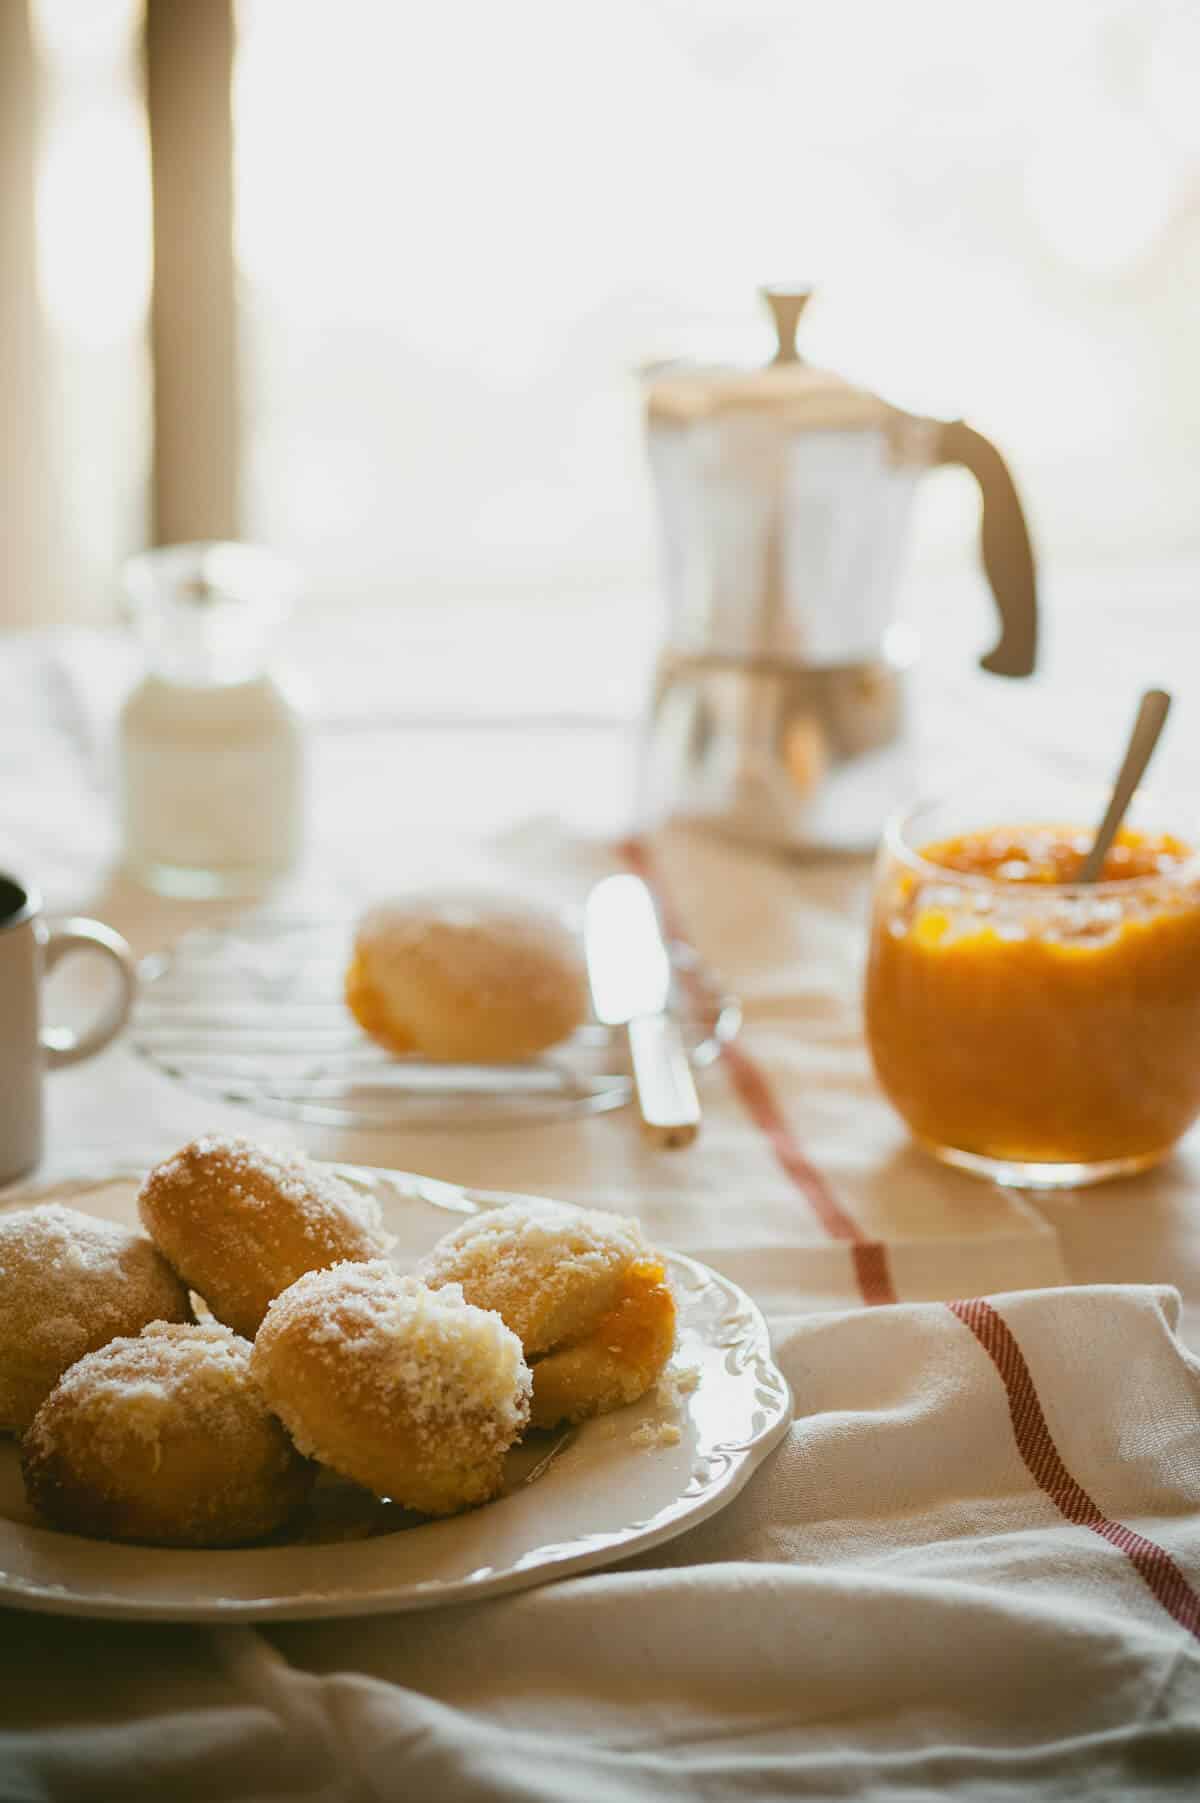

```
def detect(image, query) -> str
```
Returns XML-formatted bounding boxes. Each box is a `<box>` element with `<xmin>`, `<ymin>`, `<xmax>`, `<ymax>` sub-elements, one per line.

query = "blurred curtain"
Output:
<box><xmin>0</xmin><ymin>2</ymin><xmax>59</xmax><ymax>626</ymax></box>
<box><xmin>1</xmin><ymin>0</ymin><xmax>153</xmax><ymax>629</ymax></box>
<box><xmin>145</xmin><ymin>0</ymin><xmax>237</xmax><ymax>546</ymax></box>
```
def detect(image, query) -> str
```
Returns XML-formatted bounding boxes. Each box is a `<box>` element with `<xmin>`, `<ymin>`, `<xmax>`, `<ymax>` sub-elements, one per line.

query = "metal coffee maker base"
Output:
<box><xmin>638</xmin><ymin>645</ymin><xmax>918</xmax><ymax>855</ymax></box>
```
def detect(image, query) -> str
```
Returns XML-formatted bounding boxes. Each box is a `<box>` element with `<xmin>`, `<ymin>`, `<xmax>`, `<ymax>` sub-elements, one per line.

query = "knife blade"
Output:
<box><xmin>584</xmin><ymin>874</ymin><xmax>701</xmax><ymax>1148</ymax></box>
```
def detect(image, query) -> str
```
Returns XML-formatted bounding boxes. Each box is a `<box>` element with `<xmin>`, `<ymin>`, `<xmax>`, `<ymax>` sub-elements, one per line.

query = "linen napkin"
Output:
<box><xmin>4</xmin><ymin>1282</ymin><xmax>1198</xmax><ymax>1801</ymax></box>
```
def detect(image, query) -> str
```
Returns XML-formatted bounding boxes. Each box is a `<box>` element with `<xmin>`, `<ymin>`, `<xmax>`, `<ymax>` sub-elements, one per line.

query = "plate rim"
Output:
<box><xmin>0</xmin><ymin>1167</ymin><xmax>792</xmax><ymax>1623</ymax></box>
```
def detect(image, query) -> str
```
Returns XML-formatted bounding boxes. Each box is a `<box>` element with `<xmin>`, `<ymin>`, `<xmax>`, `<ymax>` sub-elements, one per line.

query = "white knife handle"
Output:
<box><xmin>628</xmin><ymin>1013</ymin><xmax>701</xmax><ymax>1149</ymax></box>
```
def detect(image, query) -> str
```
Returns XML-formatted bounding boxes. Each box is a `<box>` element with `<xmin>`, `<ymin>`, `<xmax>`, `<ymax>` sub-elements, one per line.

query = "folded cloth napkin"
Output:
<box><xmin>4</xmin><ymin>1283</ymin><xmax>1198</xmax><ymax>1801</ymax></box>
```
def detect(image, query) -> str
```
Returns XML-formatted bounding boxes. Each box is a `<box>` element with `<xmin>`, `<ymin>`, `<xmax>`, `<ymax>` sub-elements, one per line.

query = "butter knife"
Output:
<box><xmin>584</xmin><ymin>873</ymin><xmax>701</xmax><ymax>1148</ymax></box>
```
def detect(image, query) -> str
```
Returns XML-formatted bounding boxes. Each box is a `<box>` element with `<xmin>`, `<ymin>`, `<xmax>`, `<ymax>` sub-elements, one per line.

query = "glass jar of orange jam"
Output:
<box><xmin>865</xmin><ymin>796</ymin><xmax>1200</xmax><ymax>1187</ymax></box>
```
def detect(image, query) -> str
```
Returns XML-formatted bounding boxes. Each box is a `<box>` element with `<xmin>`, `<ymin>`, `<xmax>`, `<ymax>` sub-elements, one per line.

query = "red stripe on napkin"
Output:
<box><xmin>949</xmin><ymin>1296</ymin><xmax>1200</xmax><ymax>1642</ymax></box>
<box><xmin>616</xmin><ymin>836</ymin><xmax>897</xmax><ymax>1307</ymax></box>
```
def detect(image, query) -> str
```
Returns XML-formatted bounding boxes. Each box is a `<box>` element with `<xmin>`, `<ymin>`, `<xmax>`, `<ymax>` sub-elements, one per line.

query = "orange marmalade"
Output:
<box><xmin>865</xmin><ymin>825</ymin><xmax>1200</xmax><ymax>1171</ymax></box>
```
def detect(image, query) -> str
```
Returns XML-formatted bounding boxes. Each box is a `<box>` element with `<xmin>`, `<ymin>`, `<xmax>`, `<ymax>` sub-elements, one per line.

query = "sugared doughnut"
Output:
<box><xmin>21</xmin><ymin>1321</ymin><xmax>313</xmax><ymax>1546</ymax></box>
<box><xmin>0</xmin><ymin>1204</ymin><xmax>191</xmax><ymax>1434</ymax></box>
<box><xmin>345</xmin><ymin>890</ymin><xmax>590</xmax><ymax>1062</ymax></box>
<box><xmin>419</xmin><ymin>1203</ymin><xmax>676</xmax><ymax>1429</ymax></box>
<box><xmin>138</xmin><ymin>1137</ymin><xmax>392</xmax><ymax>1339</ymax></box>
<box><xmin>251</xmin><ymin>1261</ymin><xmax>531</xmax><ymax>1515</ymax></box>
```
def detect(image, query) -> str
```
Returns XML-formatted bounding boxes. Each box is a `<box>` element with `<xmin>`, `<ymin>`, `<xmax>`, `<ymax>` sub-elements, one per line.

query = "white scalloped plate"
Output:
<box><xmin>0</xmin><ymin>1164</ymin><xmax>791</xmax><ymax>1622</ymax></box>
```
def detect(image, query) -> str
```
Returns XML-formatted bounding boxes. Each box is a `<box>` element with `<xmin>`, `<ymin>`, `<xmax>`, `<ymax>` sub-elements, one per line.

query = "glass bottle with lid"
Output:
<box><xmin>118</xmin><ymin>541</ymin><xmax>305</xmax><ymax>897</ymax></box>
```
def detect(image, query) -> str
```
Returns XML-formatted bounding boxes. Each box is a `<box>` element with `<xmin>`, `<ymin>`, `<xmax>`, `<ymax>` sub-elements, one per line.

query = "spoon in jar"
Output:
<box><xmin>1076</xmin><ymin>688</ymin><xmax>1172</xmax><ymax>883</ymax></box>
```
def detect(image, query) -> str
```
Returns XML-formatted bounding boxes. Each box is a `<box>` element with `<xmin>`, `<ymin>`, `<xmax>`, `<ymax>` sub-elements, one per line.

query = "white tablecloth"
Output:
<box><xmin>3</xmin><ymin>617</ymin><xmax>1200</xmax><ymax>1800</ymax></box>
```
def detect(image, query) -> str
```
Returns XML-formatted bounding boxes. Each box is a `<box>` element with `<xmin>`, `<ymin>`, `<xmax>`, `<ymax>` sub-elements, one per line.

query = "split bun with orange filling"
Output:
<box><xmin>418</xmin><ymin>1202</ymin><xmax>676</xmax><ymax>1429</ymax></box>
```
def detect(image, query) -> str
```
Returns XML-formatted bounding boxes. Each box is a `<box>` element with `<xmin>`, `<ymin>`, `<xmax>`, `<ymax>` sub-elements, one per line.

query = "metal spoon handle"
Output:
<box><xmin>1077</xmin><ymin>689</ymin><xmax>1172</xmax><ymax>883</ymax></box>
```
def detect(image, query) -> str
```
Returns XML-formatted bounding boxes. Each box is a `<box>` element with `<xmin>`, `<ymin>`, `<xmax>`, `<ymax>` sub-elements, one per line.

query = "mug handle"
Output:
<box><xmin>41</xmin><ymin>918</ymin><xmax>137</xmax><ymax>1069</ymax></box>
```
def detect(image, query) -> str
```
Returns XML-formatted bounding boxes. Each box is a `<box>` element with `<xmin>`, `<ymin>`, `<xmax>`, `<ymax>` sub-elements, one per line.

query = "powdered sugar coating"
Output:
<box><xmin>22</xmin><ymin>1320</ymin><xmax>313</xmax><ymax>1546</ymax></box>
<box><xmin>138</xmin><ymin>1136</ymin><xmax>393</xmax><ymax>1338</ymax></box>
<box><xmin>657</xmin><ymin>1362</ymin><xmax>701</xmax><ymax>1407</ymax></box>
<box><xmin>252</xmin><ymin>1261</ymin><xmax>531</xmax><ymax>1514</ymax></box>
<box><xmin>346</xmin><ymin>889</ymin><xmax>590</xmax><ymax>1062</ymax></box>
<box><xmin>418</xmin><ymin>1201</ymin><xmax>649</xmax><ymax>1356</ymax></box>
<box><xmin>628</xmin><ymin>1363</ymin><xmax>701</xmax><ymax>1450</ymax></box>
<box><xmin>37</xmin><ymin>1321</ymin><xmax>261</xmax><ymax>1445</ymax></box>
<box><xmin>630</xmin><ymin>1418</ymin><xmax>681</xmax><ymax>1448</ymax></box>
<box><xmin>0</xmin><ymin>1204</ymin><xmax>191</xmax><ymax>1433</ymax></box>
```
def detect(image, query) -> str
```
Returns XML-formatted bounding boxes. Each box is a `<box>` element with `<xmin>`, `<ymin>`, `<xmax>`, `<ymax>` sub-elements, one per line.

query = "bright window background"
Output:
<box><xmin>25</xmin><ymin>0</ymin><xmax>1200</xmax><ymax>653</ymax></box>
<box><xmin>234</xmin><ymin>0</ymin><xmax>1200</xmax><ymax>619</ymax></box>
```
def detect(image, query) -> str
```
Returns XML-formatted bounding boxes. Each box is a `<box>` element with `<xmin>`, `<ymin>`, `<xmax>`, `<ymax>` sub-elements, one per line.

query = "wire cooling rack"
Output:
<box><xmin>130</xmin><ymin>914</ymin><xmax>741</xmax><ymax>1130</ymax></box>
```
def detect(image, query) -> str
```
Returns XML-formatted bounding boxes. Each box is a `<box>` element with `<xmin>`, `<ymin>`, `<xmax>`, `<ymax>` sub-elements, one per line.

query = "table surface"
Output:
<box><xmin>4</xmin><ymin>579</ymin><xmax>1200</xmax><ymax>1800</ymax></box>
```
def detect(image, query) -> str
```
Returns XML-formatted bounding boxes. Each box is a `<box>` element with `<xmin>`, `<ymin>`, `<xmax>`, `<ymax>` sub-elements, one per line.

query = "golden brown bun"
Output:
<box><xmin>345</xmin><ymin>890</ymin><xmax>589</xmax><ymax>1062</ymax></box>
<box><xmin>419</xmin><ymin>1202</ymin><xmax>676</xmax><ymax>1428</ymax></box>
<box><xmin>252</xmin><ymin>1261</ymin><xmax>531</xmax><ymax>1515</ymax></box>
<box><xmin>22</xmin><ymin>1321</ymin><xmax>313</xmax><ymax>1546</ymax></box>
<box><xmin>0</xmin><ymin>1204</ymin><xmax>191</xmax><ymax>1434</ymax></box>
<box><xmin>138</xmin><ymin>1137</ymin><xmax>392</xmax><ymax>1339</ymax></box>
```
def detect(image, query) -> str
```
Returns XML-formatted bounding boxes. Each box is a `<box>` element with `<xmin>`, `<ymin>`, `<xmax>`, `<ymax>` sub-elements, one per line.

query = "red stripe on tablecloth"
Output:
<box><xmin>616</xmin><ymin>835</ymin><xmax>897</xmax><ymax>1306</ymax></box>
<box><xmin>948</xmin><ymin>1296</ymin><xmax>1200</xmax><ymax>1642</ymax></box>
<box><xmin>851</xmin><ymin>1241</ymin><xmax>898</xmax><ymax>1310</ymax></box>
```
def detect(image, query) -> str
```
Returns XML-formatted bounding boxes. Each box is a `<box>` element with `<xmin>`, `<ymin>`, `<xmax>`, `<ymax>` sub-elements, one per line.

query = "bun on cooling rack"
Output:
<box><xmin>345</xmin><ymin>890</ymin><xmax>590</xmax><ymax>1062</ymax></box>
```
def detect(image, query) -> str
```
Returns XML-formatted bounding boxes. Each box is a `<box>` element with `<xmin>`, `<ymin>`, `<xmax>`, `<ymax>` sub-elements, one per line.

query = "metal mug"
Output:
<box><xmin>0</xmin><ymin>873</ymin><xmax>136</xmax><ymax>1186</ymax></box>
